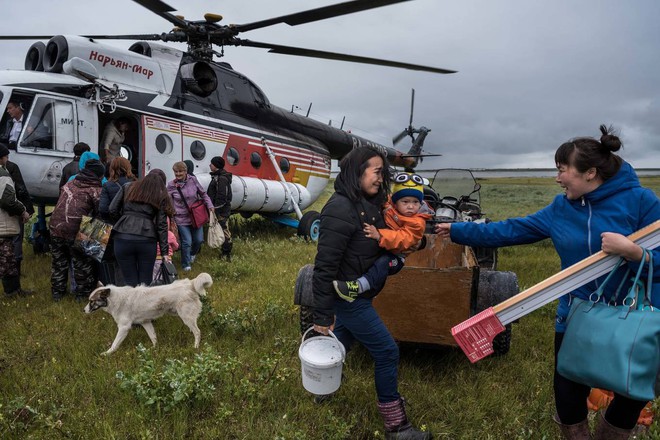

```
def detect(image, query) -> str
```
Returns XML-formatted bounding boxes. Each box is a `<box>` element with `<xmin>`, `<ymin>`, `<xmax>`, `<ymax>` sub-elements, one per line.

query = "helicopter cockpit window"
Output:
<box><xmin>279</xmin><ymin>157</ymin><xmax>290</xmax><ymax>174</ymax></box>
<box><xmin>227</xmin><ymin>147</ymin><xmax>239</xmax><ymax>166</ymax></box>
<box><xmin>250</xmin><ymin>152</ymin><xmax>262</xmax><ymax>169</ymax></box>
<box><xmin>190</xmin><ymin>140</ymin><xmax>206</xmax><ymax>160</ymax></box>
<box><xmin>20</xmin><ymin>97</ymin><xmax>76</xmax><ymax>152</ymax></box>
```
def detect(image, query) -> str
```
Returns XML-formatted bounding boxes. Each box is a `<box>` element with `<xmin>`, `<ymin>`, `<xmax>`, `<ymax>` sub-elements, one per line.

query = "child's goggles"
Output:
<box><xmin>393</xmin><ymin>173</ymin><xmax>424</xmax><ymax>185</ymax></box>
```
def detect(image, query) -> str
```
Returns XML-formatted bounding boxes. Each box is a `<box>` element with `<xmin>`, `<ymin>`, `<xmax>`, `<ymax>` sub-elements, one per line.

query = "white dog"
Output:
<box><xmin>84</xmin><ymin>273</ymin><xmax>213</xmax><ymax>355</ymax></box>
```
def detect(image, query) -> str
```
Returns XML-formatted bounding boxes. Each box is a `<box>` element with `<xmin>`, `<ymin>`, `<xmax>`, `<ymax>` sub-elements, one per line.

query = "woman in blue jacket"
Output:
<box><xmin>436</xmin><ymin>125</ymin><xmax>659</xmax><ymax>440</ymax></box>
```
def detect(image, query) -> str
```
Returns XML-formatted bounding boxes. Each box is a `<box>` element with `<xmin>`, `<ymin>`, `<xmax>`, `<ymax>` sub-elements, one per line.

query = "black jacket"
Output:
<box><xmin>312</xmin><ymin>188</ymin><xmax>386</xmax><ymax>326</ymax></box>
<box><xmin>207</xmin><ymin>169</ymin><xmax>233</xmax><ymax>218</ymax></box>
<box><xmin>59</xmin><ymin>158</ymin><xmax>80</xmax><ymax>190</ymax></box>
<box><xmin>99</xmin><ymin>177</ymin><xmax>131</xmax><ymax>223</ymax></box>
<box><xmin>109</xmin><ymin>184</ymin><xmax>169</xmax><ymax>258</ymax></box>
<box><xmin>6</xmin><ymin>161</ymin><xmax>34</xmax><ymax>215</ymax></box>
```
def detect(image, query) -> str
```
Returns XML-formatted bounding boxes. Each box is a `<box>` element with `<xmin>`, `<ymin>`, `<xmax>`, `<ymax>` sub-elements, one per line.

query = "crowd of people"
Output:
<box><xmin>0</xmin><ymin>129</ymin><xmax>234</xmax><ymax>301</ymax></box>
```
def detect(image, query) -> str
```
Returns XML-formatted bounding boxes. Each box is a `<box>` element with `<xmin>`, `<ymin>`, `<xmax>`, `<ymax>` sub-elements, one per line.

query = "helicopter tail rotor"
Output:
<box><xmin>393</xmin><ymin>88</ymin><xmax>416</xmax><ymax>146</ymax></box>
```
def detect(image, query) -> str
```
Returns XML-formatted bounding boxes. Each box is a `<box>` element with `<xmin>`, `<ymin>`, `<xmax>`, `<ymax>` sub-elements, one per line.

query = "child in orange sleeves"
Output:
<box><xmin>333</xmin><ymin>172</ymin><xmax>433</xmax><ymax>301</ymax></box>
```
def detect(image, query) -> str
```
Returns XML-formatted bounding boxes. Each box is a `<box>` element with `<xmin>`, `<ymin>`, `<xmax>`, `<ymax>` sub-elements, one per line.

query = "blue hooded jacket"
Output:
<box><xmin>68</xmin><ymin>151</ymin><xmax>107</xmax><ymax>185</ymax></box>
<box><xmin>449</xmin><ymin>161</ymin><xmax>660</xmax><ymax>332</ymax></box>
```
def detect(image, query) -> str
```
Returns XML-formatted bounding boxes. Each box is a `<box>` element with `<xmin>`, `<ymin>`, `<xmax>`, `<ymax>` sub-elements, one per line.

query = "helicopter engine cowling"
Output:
<box><xmin>180</xmin><ymin>62</ymin><xmax>218</xmax><ymax>97</ymax></box>
<box><xmin>43</xmin><ymin>35</ymin><xmax>69</xmax><ymax>73</ymax></box>
<box><xmin>24</xmin><ymin>41</ymin><xmax>46</xmax><ymax>71</ymax></box>
<box><xmin>230</xmin><ymin>175</ymin><xmax>312</xmax><ymax>214</ymax></box>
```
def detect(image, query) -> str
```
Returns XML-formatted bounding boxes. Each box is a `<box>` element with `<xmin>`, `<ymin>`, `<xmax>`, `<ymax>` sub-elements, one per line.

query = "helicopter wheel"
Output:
<box><xmin>297</xmin><ymin>211</ymin><xmax>320</xmax><ymax>241</ymax></box>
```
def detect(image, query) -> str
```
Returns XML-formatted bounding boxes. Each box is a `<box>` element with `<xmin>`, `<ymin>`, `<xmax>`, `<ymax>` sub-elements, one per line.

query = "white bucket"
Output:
<box><xmin>299</xmin><ymin>327</ymin><xmax>346</xmax><ymax>395</ymax></box>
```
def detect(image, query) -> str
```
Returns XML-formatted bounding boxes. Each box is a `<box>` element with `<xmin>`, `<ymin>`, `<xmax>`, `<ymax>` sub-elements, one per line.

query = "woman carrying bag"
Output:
<box><xmin>109</xmin><ymin>174</ymin><xmax>173</xmax><ymax>287</ymax></box>
<box><xmin>436</xmin><ymin>125</ymin><xmax>660</xmax><ymax>439</ymax></box>
<box><xmin>167</xmin><ymin>161</ymin><xmax>213</xmax><ymax>272</ymax></box>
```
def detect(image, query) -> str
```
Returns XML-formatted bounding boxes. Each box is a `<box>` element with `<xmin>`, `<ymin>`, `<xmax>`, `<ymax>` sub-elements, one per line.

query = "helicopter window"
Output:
<box><xmin>20</xmin><ymin>96</ymin><xmax>76</xmax><ymax>152</ymax></box>
<box><xmin>250</xmin><ymin>152</ymin><xmax>262</xmax><ymax>169</ymax></box>
<box><xmin>279</xmin><ymin>157</ymin><xmax>290</xmax><ymax>174</ymax></box>
<box><xmin>155</xmin><ymin>133</ymin><xmax>173</xmax><ymax>155</ymax></box>
<box><xmin>190</xmin><ymin>140</ymin><xmax>206</xmax><ymax>160</ymax></box>
<box><xmin>227</xmin><ymin>147</ymin><xmax>239</xmax><ymax>166</ymax></box>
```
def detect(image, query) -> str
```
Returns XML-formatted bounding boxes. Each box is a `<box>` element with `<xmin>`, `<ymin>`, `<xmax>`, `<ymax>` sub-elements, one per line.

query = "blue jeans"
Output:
<box><xmin>362</xmin><ymin>252</ymin><xmax>405</xmax><ymax>293</ymax></box>
<box><xmin>333</xmin><ymin>297</ymin><xmax>400</xmax><ymax>403</ymax></box>
<box><xmin>178</xmin><ymin>224</ymin><xmax>204</xmax><ymax>268</ymax></box>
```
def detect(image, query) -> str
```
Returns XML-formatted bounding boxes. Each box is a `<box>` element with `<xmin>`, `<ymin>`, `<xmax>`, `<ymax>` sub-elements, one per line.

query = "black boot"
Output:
<box><xmin>3</xmin><ymin>275</ymin><xmax>33</xmax><ymax>297</ymax></box>
<box><xmin>377</xmin><ymin>398</ymin><xmax>432</xmax><ymax>440</ymax></box>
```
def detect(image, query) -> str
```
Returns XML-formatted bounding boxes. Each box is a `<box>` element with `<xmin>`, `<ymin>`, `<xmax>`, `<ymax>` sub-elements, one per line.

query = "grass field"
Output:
<box><xmin>1</xmin><ymin>176</ymin><xmax>659</xmax><ymax>439</ymax></box>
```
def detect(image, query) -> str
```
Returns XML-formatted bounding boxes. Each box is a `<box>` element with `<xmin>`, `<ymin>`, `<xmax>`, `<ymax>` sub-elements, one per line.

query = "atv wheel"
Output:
<box><xmin>492</xmin><ymin>324</ymin><xmax>512</xmax><ymax>356</ymax></box>
<box><xmin>300</xmin><ymin>305</ymin><xmax>314</xmax><ymax>335</ymax></box>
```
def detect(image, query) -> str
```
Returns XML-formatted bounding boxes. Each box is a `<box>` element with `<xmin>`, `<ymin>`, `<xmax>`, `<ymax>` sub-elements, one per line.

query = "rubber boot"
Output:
<box><xmin>377</xmin><ymin>398</ymin><xmax>432</xmax><ymax>440</ymax></box>
<box><xmin>2</xmin><ymin>275</ymin><xmax>33</xmax><ymax>297</ymax></box>
<box><xmin>594</xmin><ymin>411</ymin><xmax>633</xmax><ymax>440</ymax></box>
<box><xmin>553</xmin><ymin>414</ymin><xmax>591</xmax><ymax>440</ymax></box>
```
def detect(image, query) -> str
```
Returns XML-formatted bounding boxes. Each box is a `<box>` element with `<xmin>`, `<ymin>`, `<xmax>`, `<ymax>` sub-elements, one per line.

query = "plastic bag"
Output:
<box><xmin>74</xmin><ymin>216</ymin><xmax>113</xmax><ymax>262</ymax></box>
<box><xmin>207</xmin><ymin>211</ymin><xmax>225</xmax><ymax>249</ymax></box>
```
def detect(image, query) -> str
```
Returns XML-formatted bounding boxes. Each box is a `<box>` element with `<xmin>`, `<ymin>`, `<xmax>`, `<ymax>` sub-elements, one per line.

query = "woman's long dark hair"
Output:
<box><xmin>335</xmin><ymin>147</ymin><xmax>391</xmax><ymax>203</ymax></box>
<box><xmin>125</xmin><ymin>174</ymin><xmax>175</xmax><ymax>216</ymax></box>
<box><xmin>555</xmin><ymin>124</ymin><xmax>623</xmax><ymax>181</ymax></box>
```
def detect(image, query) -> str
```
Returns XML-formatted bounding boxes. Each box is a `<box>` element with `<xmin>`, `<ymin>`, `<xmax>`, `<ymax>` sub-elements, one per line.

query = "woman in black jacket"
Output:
<box><xmin>109</xmin><ymin>174</ymin><xmax>173</xmax><ymax>286</ymax></box>
<box><xmin>312</xmin><ymin>147</ymin><xmax>431</xmax><ymax>440</ymax></box>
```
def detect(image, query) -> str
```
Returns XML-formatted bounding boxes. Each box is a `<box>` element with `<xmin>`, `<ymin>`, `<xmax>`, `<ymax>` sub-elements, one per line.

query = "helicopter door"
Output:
<box><xmin>142</xmin><ymin>115</ymin><xmax>182</xmax><ymax>178</ymax></box>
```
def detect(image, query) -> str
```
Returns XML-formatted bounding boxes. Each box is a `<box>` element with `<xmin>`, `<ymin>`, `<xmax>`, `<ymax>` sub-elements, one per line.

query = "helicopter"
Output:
<box><xmin>0</xmin><ymin>0</ymin><xmax>455</xmax><ymax>242</ymax></box>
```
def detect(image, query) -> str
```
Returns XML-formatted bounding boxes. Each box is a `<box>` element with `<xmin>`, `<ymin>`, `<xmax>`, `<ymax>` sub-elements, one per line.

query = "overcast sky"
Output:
<box><xmin>1</xmin><ymin>0</ymin><xmax>659</xmax><ymax>169</ymax></box>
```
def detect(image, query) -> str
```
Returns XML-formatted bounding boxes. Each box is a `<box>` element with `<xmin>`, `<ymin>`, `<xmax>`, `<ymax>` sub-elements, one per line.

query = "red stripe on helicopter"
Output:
<box><xmin>145</xmin><ymin>116</ymin><xmax>181</xmax><ymax>133</ymax></box>
<box><xmin>182</xmin><ymin>124</ymin><xmax>230</xmax><ymax>143</ymax></box>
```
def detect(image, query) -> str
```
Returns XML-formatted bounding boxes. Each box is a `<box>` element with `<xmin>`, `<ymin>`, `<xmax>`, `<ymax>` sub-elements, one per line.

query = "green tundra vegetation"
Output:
<box><xmin>1</xmin><ymin>176</ymin><xmax>658</xmax><ymax>439</ymax></box>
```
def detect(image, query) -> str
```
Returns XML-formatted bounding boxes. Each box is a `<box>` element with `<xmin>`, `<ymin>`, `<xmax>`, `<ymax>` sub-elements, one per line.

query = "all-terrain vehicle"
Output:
<box><xmin>294</xmin><ymin>169</ymin><xmax>519</xmax><ymax>356</ymax></box>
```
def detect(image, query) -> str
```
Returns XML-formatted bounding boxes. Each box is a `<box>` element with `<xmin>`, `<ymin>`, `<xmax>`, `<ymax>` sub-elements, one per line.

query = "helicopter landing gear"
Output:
<box><xmin>297</xmin><ymin>211</ymin><xmax>320</xmax><ymax>241</ymax></box>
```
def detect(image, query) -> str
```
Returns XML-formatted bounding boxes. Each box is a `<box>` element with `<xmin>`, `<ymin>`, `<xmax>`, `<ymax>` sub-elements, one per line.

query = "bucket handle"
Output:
<box><xmin>302</xmin><ymin>326</ymin><xmax>346</xmax><ymax>362</ymax></box>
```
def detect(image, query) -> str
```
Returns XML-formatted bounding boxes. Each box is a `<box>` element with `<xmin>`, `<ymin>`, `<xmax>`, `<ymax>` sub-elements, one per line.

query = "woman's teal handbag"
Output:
<box><xmin>557</xmin><ymin>249</ymin><xmax>658</xmax><ymax>401</ymax></box>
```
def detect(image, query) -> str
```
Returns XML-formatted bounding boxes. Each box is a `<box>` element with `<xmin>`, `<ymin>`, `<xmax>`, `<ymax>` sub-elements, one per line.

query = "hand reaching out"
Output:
<box><xmin>434</xmin><ymin>222</ymin><xmax>452</xmax><ymax>239</ymax></box>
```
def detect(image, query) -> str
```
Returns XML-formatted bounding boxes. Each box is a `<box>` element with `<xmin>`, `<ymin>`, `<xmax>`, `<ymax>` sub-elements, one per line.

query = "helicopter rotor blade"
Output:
<box><xmin>392</xmin><ymin>129</ymin><xmax>409</xmax><ymax>146</ymax></box>
<box><xmin>238</xmin><ymin>40</ymin><xmax>456</xmax><ymax>74</ymax></box>
<box><xmin>233</xmin><ymin>0</ymin><xmax>413</xmax><ymax>33</ymax></box>
<box><xmin>409</xmin><ymin>88</ymin><xmax>415</xmax><ymax>127</ymax></box>
<box><xmin>0</xmin><ymin>35</ymin><xmax>55</xmax><ymax>40</ymax></box>
<box><xmin>131</xmin><ymin>0</ymin><xmax>189</xmax><ymax>29</ymax></box>
<box><xmin>400</xmin><ymin>153</ymin><xmax>442</xmax><ymax>158</ymax></box>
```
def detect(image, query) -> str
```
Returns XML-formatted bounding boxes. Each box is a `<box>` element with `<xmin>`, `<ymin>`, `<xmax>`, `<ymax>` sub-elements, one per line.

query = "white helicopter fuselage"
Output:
<box><xmin>1</xmin><ymin>36</ymin><xmax>345</xmax><ymax>215</ymax></box>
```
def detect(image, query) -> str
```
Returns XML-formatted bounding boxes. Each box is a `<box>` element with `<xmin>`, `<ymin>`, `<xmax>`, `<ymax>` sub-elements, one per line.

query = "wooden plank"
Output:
<box><xmin>493</xmin><ymin>220</ymin><xmax>660</xmax><ymax>323</ymax></box>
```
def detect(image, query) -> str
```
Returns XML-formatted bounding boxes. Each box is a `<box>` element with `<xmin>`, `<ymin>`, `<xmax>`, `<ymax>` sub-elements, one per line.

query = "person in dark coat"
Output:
<box><xmin>0</xmin><ymin>143</ymin><xmax>32</xmax><ymax>297</ymax></box>
<box><xmin>59</xmin><ymin>142</ymin><xmax>90</xmax><ymax>190</ymax></box>
<box><xmin>50</xmin><ymin>157</ymin><xmax>105</xmax><ymax>301</ymax></box>
<box><xmin>109</xmin><ymin>174</ymin><xmax>173</xmax><ymax>287</ymax></box>
<box><xmin>311</xmin><ymin>147</ymin><xmax>431</xmax><ymax>440</ymax></box>
<box><xmin>5</xmin><ymin>157</ymin><xmax>34</xmax><ymax>279</ymax></box>
<box><xmin>207</xmin><ymin>156</ymin><xmax>233</xmax><ymax>260</ymax></box>
<box><xmin>99</xmin><ymin>157</ymin><xmax>136</xmax><ymax>223</ymax></box>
